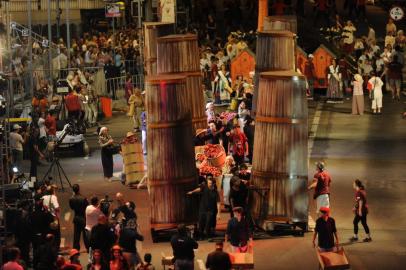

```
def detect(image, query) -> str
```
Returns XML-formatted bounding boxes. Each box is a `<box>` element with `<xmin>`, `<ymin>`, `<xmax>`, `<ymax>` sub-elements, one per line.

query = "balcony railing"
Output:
<box><xmin>0</xmin><ymin>0</ymin><xmax>106</xmax><ymax>12</ymax></box>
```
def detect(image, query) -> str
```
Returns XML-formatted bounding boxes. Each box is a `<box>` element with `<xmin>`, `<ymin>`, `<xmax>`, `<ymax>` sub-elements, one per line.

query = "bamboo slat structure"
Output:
<box><xmin>251</xmin><ymin>71</ymin><xmax>308</xmax><ymax>224</ymax></box>
<box><xmin>262</xmin><ymin>16</ymin><xmax>298</xmax><ymax>33</ymax></box>
<box><xmin>143</xmin><ymin>22</ymin><xmax>174</xmax><ymax>75</ymax></box>
<box><xmin>156</xmin><ymin>34</ymin><xmax>206</xmax><ymax>130</ymax></box>
<box><xmin>146</xmin><ymin>74</ymin><xmax>198</xmax><ymax>225</ymax></box>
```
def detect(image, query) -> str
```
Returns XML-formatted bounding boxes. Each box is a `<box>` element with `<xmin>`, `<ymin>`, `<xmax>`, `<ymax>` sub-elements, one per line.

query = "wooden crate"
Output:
<box><xmin>229</xmin><ymin>252</ymin><xmax>254</xmax><ymax>269</ymax></box>
<box><xmin>121</xmin><ymin>143</ymin><xmax>143</xmax><ymax>155</ymax></box>
<box><xmin>317</xmin><ymin>248</ymin><xmax>350</xmax><ymax>270</ymax></box>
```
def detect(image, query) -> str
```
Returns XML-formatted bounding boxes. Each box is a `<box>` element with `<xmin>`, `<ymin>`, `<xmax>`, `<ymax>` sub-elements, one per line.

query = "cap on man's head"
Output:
<box><xmin>69</xmin><ymin>248</ymin><xmax>80</xmax><ymax>258</ymax></box>
<box><xmin>232</xmin><ymin>206</ymin><xmax>244</xmax><ymax>214</ymax></box>
<box><xmin>13</xmin><ymin>124</ymin><xmax>22</xmax><ymax>130</ymax></box>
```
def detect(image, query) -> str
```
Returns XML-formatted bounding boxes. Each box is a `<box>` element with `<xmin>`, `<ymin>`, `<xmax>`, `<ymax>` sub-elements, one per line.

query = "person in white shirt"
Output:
<box><xmin>42</xmin><ymin>185</ymin><xmax>61</xmax><ymax>248</ymax></box>
<box><xmin>367</xmin><ymin>26</ymin><xmax>376</xmax><ymax>47</ymax></box>
<box><xmin>9</xmin><ymin>124</ymin><xmax>25</xmax><ymax>171</ymax></box>
<box><xmin>85</xmin><ymin>196</ymin><xmax>103</xmax><ymax>245</ymax></box>
<box><xmin>38</xmin><ymin>112</ymin><xmax>47</xmax><ymax>152</ymax></box>
<box><xmin>368</xmin><ymin>72</ymin><xmax>384</xmax><ymax>114</ymax></box>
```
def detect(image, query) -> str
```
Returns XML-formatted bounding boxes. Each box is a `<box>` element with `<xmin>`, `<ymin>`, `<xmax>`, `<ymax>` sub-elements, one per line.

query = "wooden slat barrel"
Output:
<box><xmin>143</xmin><ymin>22</ymin><xmax>174</xmax><ymax>75</ymax></box>
<box><xmin>156</xmin><ymin>34</ymin><xmax>206</xmax><ymax>130</ymax></box>
<box><xmin>157</xmin><ymin>34</ymin><xmax>200</xmax><ymax>73</ymax></box>
<box><xmin>262</xmin><ymin>16</ymin><xmax>297</xmax><ymax>33</ymax></box>
<box><xmin>251</xmin><ymin>70</ymin><xmax>308</xmax><ymax>224</ymax></box>
<box><xmin>146</xmin><ymin>74</ymin><xmax>198</xmax><ymax>225</ymax></box>
<box><xmin>253</xmin><ymin>30</ymin><xmax>296</xmax><ymax>115</ymax></box>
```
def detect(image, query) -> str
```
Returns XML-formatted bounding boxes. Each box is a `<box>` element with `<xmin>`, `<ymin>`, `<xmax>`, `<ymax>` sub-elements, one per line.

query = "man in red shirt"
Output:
<box><xmin>45</xmin><ymin>110</ymin><xmax>57</xmax><ymax>139</ymax></box>
<box><xmin>308</xmin><ymin>162</ymin><xmax>332</xmax><ymax>215</ymax></box>
<box><xmin>229</xmin><ymin>125</ymin><xmax>248</xmax><ymax>166</ymax></box>
<box><xmin>65</xmin><ymin>89</ymin><xmax>81</xmax><ymax>120</ymax></box>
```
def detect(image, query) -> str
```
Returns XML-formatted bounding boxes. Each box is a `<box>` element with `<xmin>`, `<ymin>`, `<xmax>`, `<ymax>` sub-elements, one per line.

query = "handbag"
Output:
<box><xmin>106</xmin><ymin>144</ymin><xmax>120</xmax><ymax>155</ymax></box>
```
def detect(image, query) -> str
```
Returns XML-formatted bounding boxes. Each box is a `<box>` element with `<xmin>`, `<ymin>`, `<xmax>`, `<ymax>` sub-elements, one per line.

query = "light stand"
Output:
<box><xmin>42</xmin><ymin>124</ymin><xmax>72</xmax><ymax>191</ymax></box>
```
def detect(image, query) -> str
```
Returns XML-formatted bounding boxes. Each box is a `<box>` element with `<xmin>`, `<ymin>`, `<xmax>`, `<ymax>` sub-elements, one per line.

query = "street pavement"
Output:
<box><xmin>25</xmin><ymin>91</ymin><xmax>406</xmax><ymax>270</ymax></box>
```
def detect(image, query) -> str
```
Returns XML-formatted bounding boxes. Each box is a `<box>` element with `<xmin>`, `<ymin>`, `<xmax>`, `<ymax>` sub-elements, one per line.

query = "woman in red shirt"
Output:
<box><xmin>350</xmin><ymin>179</ymin><xmax>372</xmax><ymax>242</ymax></box>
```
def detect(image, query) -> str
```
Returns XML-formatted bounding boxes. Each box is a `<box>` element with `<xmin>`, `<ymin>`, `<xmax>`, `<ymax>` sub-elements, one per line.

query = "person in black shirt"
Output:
<box><xmin>313</xmin><ymin>207</ymin><xmax>339</xmax><ymax>252</ymax></box>
<box><xmin>170</xmin><ymin>224</ymin><xmax>198</xmax><ymax>270</ymax></box>
<box><xmin>33</xmin><ymin>234</ymin><xmax>58</xmax><ymax>270</ymax></box>
<box><xmin>28</xmin><ymin>125</ymin><xmax>44</xmax><ymax>179</ymax></box>
<box><xmin>243</xmin><ymin>115</ymin><xmax>255</xmax><ymax>164</ymax></box>
<box><xmin>218</xmin><ymin>116</ymin><xmax>232</xmax><ymax>154</ymax></box>
<box><xmin>205</xmin><ymin>122</ymin><xmax>221</xmax><ymax>145</ymax></box>
<box><xmin>205</xmin><ymin>241</ymin><xmax>232</xmax><ymax>270</ymax></box>
<box><xmin>187</xmin><ymin>177</ymin><xmax>220</xmax><ymax>239</ymax></box>
<box><xmin>30</xmin><ymin>200</ymin><xmax>54</xmax><ymax>252</ymax></box>
<box><xmin>90</xmin><ymin>215</ymin><xmax>115</xmax><ymax>262</ymax></box>
<box><xmin>69</xmin><ymin>184</ymin><xmax>89</xmax><ymax>251</ymax></box>
<box><xmin>118</xmin><ymin>218</ymin><xmax>144</xmax><ymax>268</ymax></box>
<box><xmin>225</xmin><ymin>207</ymin><xmax>253</xmax><ymax>253</ymax></box>
<box><xmin>229</xmin><ymin>177</ymin><xmax>248</xmax><ymax>217</ymax></box>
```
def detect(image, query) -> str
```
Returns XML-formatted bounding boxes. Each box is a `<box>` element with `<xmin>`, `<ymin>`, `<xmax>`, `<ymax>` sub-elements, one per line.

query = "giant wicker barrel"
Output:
<box><xmin>262</xmin><ymin>16</ymin><xmax>297</xmax><ymax>33</ymax></box>
<box><xmin>146</xmin><ymin>74</ymin><xmax>198</xmax><ymax>225</ymax></box>
<box><xmin>251</xmin><ymin>70</ymin><xmax>308</xmax><ymax>225</ymax></box>
<box><xmin>156</xmin><ymin>34</ymin><xmax>206</xmax><ymax>129</ymax></box>
<box><xmin>253</xmin><ymin>30</ymin><xmax>296</xmax><ymax>115</ymax></box>
<box><xmin>143</xmin><ymin>22</ymin><xmax>174</xmax><ymax>75</ymax></box>
<box><xmin>157</xmin><ymin>34</ymin><xmax>200</xmax><ymax>73</ymax></box>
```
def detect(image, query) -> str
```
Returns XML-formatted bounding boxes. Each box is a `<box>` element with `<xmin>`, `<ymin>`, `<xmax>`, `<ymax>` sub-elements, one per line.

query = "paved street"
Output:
<box><xmin>27</xmin><ymin>93</ymin><xmax>406</xmax><ymax>269</ymax></box>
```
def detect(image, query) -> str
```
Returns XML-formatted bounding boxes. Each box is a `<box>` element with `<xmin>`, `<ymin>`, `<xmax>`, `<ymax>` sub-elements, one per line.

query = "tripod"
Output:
<box><xmin>42</xmin><ymin>124</ymin><xmax>73</xmax><ymax>191</ymax></box>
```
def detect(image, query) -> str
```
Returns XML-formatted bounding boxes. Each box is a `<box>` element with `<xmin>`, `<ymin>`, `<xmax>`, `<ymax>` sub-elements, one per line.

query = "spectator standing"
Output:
<box><xmin>2</xmin><ymin>247</ymin><xmax>24</xmax><ymax>270</ymax></box>
<box><xmin>119</xmin><ymin>219</ymin><xmax>144</xmax><ymax>268</ymax></box>
<box><xmin>61</xmin><ymin>249</ymin><xmax>83</xmax><ymax>270</ymax></box>
<box><xmin>45</xmin><ymin>110</ymin><xmax>57</xmax><ymax>140</ymax></box>
<box><xmin>87</xmin><ymin>249</ymin><xmax>109</xmax><ymax>270</ymax></box>
<box><xmin>42</xmin><ymin>185</ymin><xmax>61</xmax><ymax>250</ymax></box>
<box><xmin>229</xmin><ymin>124</ymin><xmax>248</xmax><ymax>166</ymax></box>
<box><xmin>98</xmin><ymin>126</ymin><xmax>115</xmax><ymax>182</ymax></box>
<box><xmin>387</xmin><ymin>55</ymin><xmax>403</xmax><ymax>101</ymax></box>
<box><xmin>243</xmin><ymin>115</ymin><xmax>255</xmax><ymax>164</ymax></box>
<box><xmin>313</xmin><ymin>0</ymin><xmax>330</xmax><ymax>27</ymax></box>
<box><xmin>110</xmin><ymin>245</ymin><xmax>129</xmax><ymax>270</ymax></box>
<box><xmin>352</xmin><ymin>74</ymin><xmax>365</xmax><ymax>115</ymax></box>
<box><xmin>342</xmin><ymin>21</ymin><xmax>356</xmax><ymax>55</ymax></box>
<box><xmin>205</xmin><ymin>242</ymin><xmax>232</xmax><ymax>270</ymax></box>
<box><xmin>350</xmin><ymin>179</ymin><xmax>372</xmax><ymax>242</ymax></box>
<box><xmin>85</xmin><ymin>196</ymin><xmax>103</xmax><ymax>248</ymax></box>
<box><xmin>308</xmin><ymin>162</ymin><xmax>332</xmax><ymax>213</ymax></box>
<box><xmin>367</xmin><ymin>26</ymin><xmax>376</xmax><ymax>47</ymax></box>
<box><xmin>206</xmin><ymin>14</ymin><xmax>217</xmax><ymax>42</ymax></box>
<box><xmin>225</xmin><ymin>207</ymin><xmax>253</xmax><ymax>253</ymax></box>
<box><xmin>9</xmin><ymin>124</ymin><xmax>24</xmax><ymax>171</ymax></box>
<box><xmin>65</xmin><ymin>89</ymin><xmax>81</xmax><ymax>120</ymax></box>
<box><xmin>187</xmin><ymin>177</ymin><xmax>220</xmax><ymax>239</ymax></box>
<box><xmin>304</xmin><ymin>54</ymin><xmax>316</xmax><ymax>97</ymax></box>
<box><xmin>69</xmin><ymin>184</ymin><xmax>89</xmax><ymax>251</ymax></box>
<box><xmin>38</xmin><ymin>112</ymin><xmax>47</xmax><ymax>152</ymax></box>
<box><xmin>33</xmin><ymin>234</ymin><xmax>58</xmax><ymax>270</ymax></box>
<box><xmin>127</xmin><ymin>88</ymin><xmax>144</xmax><ymax>132</ymax></box>
<box><xmin>368</xmin><ymin>72</ymin><xmax>384</xmax><ymax>114</ymax></box>
<box><xmin>136</xmin><ymin>253</ymin><xmax>155</xmax><ymax>270</ymax></box>
<box><xmin>312</xmin><ymin>207</ymin><xmax>339</xmax><ymax>252</ymax></box>
<box><xmin>355</xmin><ymin>0</ymin><xmax>367</xmax><ymax>21</ymax></box>
<box><xmin>170</xmin><ymin>224</ymin><xmax>199</xmax><ymax>270</ymax></box>
<box><xmin>237</xmin><ymin>100</ymin><xmax>250</xmax><ymax>131</ymax></box>
<box><xmin>386</xmin><ymin>18</ymin><xmax>397</xmax><ymax>35</ymax></box>
<box><xmin>326</xmin><ymin>58</ymin><xmax>342</xmax><ymax>101</ymax></box>
<box><xmin>90</xmin><ymin>215</ymin><xmax>116</xmax><ymax>263</ymax></box>
<box><xmin>338</xmin><ymin>57</ymin><xmax>351</xmax><ymax>99</ymax></box>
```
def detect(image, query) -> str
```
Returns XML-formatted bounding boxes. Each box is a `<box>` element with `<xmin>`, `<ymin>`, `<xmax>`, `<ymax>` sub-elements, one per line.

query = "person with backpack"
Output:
<box><xmin>308</xmin><ymin>162</ymin><xmax>332</xmax><ymax>214</ymax></box>
<box><xmin>228</xmin><ymin>124</ymin><xmax>248</xmax><ymax>166</ymax></box>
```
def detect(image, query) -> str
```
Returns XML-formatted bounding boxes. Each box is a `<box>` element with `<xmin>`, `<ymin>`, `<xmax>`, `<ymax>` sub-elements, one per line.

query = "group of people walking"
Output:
<box><xmin>309</xmin><ymin>162</ymin><xmax>372</xmax><ymax>252</ymax></box>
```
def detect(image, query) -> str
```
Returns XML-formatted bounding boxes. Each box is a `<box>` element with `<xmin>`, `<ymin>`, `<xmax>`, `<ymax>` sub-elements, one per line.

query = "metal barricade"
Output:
<box><xmin>105</xmin><ymin>74</ymin><xmax>145</xmax><ymax>100</ymax></box>
<box><xmin>124</xmin><ymin>60</ymin><xmax>144</xmax><ymax>76</ymax></box>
